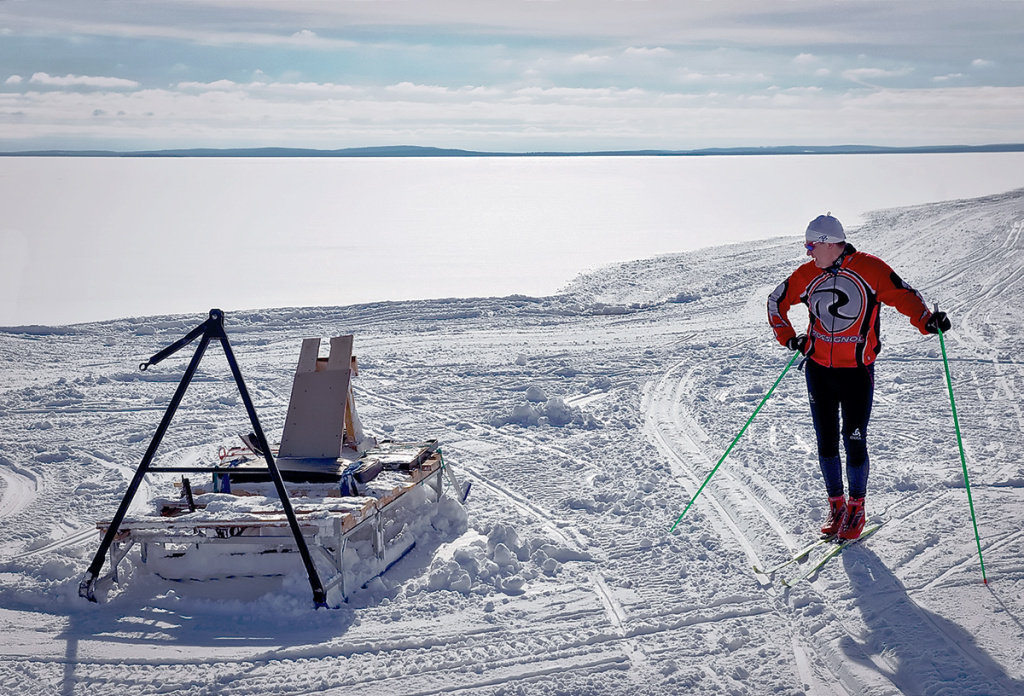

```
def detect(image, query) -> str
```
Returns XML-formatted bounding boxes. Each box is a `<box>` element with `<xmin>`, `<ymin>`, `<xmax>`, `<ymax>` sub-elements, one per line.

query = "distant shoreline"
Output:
<box><xmin>3</xmin><ymin>143</ymin><xmax>1024</xmax><ymax>158</ymax></box>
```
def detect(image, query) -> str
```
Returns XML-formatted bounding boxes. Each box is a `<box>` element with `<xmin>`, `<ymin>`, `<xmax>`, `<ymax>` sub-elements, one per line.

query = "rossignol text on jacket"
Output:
<box><xmin>768</xmin><ymin>244</ymin><xmax>932</xmax><ymax>368</ymax></box>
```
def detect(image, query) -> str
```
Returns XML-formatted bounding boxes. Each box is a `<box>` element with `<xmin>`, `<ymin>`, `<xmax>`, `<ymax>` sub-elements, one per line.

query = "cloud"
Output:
<box><xmin>569</xmin><ymin>53</ymin><xmax>613</xmax><ymax>67</ymax></box>
<box><xmin>674</xmin><ymin>68</ymin><xmax>768</xmax><ymax>86</ymax></box>
<box><xmin>512</xmin><ymin>85</ymin><xmax>646</xmax><ymax>104</ymax></box>
<box><xmin>386</xmin><ymin>82</ymin><xmax>451</xmax><ymax>96</ymax></box>
<box><xmin>263</xmin><ymin>81</ymin><xmax>359</xmax><ymax>96</ymax></box>
<box><xmin>675</xmin><ymin>70</ymin><xmax>715</xmax><ymax>84</ymax></box>
<box><xmin>29</xmin><ymin>72</ymin><xmax>140</xmax><ymax>89</ymax></box>
<box><xmin>623</xmin><ymin>47</ymin><xmax>673</xmax><ymax>58</ymax></box>
<box><xmin>4</xmin><ymin>80</ymin><xmax>1024</xmax><ymax>152</ymax></box>
<box><xmin>177</xmin><ymin>79</ymin><xmax>244</xmax><ymax>91</ymax></box>
<box><xmin>2</xmin><ymin>2</ymin><xmax>1023</xmax><ymax>151</ymax></box>
<box><xmin>776</xmin><ymin>86</ymin><xmax>824</xmax><ymax>95</ymax></box>
<box><xmin>174</xmin><ymin>79</ymin><xmax>362</xmax><ymax>98</ymax></box>
<box><xmin>842</xmin><ymin>67</ymin><xmax>914</xmax><ymax>85</ymax></box>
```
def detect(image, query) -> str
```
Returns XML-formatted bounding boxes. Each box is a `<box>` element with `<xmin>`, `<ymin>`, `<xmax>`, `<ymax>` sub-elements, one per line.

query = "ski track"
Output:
<box><xmin>678</xmin><ymin>357</ymin><xmax>1020</xmax><ymax>696</ymax></box>
<box><xmin>357</xmin><ymin>386</ymin><xmax>602</xmax><ymax>559</ymax></box>
<box><xmin>643</xmin><ymin>358</ymin><xmax>883</xmax><ymax>693</ymax></box>
<box><xmin>0</xmin><ymin>464</ymin><xmax>38</xmax><ymax>521</ymax></box>
<box><xmin>643</xmin><ymin>285</ymin><xmax>1023</xmax><ymax>694</ymax></box>
<box><xmin>357</xmin><ymin>385</ymin><xmax>654</xmax><ymax>679</ymax></box>
<box><xmin>640</xmin><ymin>355</ymin><xmax>911</xmax><ymax>694</ymax></box>
<box><xmin>641</xmin><ymin>366</ymin><xmax>776</xmax><ymax>577</ymax></box>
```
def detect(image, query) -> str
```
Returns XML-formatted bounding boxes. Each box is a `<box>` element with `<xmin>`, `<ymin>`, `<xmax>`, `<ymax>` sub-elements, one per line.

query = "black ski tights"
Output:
<box><xmin>805</xmin><ymin>360</ymin><xmax>874</xmax><ymax>499</ymax></box>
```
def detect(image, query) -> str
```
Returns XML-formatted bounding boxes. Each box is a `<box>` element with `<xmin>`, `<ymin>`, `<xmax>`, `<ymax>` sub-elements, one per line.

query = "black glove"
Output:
<box><xmin>786</xmin><ymin>335</ymin><xmax>808</xmax><ymax>353</ymax></box>
<box><xmin>925</xmin><ymin>311</ymin><xmax>951</xmax><ymax>334</ymax></box>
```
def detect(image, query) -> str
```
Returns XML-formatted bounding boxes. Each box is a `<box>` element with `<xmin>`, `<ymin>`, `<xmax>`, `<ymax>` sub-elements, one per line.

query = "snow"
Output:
<box><xmin>2</xmin><ymin>187</ymin><xmax>1024</xmax><ymax>695</ymax></box>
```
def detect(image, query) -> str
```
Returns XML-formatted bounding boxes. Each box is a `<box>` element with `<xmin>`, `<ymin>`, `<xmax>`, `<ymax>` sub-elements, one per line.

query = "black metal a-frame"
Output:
<box><xmin>78</xmin><ymin>309</ymin><xmax>328</xmax><ymax>607</ymax></box>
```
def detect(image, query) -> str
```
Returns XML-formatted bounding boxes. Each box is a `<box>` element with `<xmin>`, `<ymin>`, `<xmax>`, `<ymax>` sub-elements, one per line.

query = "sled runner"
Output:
<box><xmin>79</xmin><ymin>310</ymin><xmax>466</xmax><ymax>607</ymax></box>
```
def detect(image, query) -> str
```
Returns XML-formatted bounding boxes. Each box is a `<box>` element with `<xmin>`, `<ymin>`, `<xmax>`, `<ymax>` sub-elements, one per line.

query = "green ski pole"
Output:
<box><xmin>938</xmin><ymin>326</ymin><xmax>988</xmax><ymax>584</ymax></box>
<box><xmin>669</xmin><ymin>350</ymin><xmax>800</xmax><ymax>533</ymax></box>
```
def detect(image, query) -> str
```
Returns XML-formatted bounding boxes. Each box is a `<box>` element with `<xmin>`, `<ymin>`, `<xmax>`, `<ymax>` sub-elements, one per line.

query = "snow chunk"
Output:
<box><xmin>524</xmin><ymin>385</ymin><xmax>547</xmax><ymax>402</ymax></box>
<box><xmin>491</xmin><ymin>395</ymin><xmax>600</xmax><ymax>429</ymax></box>
<box><xmin>421</xmin><ymin>522</ymin><xmax>577</xmax><ymax>596</ymax></box>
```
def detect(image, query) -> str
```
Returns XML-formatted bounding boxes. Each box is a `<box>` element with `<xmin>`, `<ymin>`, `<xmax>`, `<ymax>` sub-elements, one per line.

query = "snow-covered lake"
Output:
<box><xmin>2</xmin><ymin>152</ymin><xmax>1024</xmax><ymax>326</ymax></box>
<box><xmin>0</xmin><ymin>184</ymin><xmax>1023</xmax><ymax>694</ymax></box>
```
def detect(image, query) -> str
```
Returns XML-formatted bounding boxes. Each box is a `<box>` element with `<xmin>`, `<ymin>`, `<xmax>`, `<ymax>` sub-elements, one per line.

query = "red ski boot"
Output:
<box><xmin>838</xmin><ymin>497</ymin><xmax>866</xmax><ymax>540</ymax></box>
<box><xmin>820</xmin><ymin>495</ymin><xmax>846</xmax><ymax>537</ymax></box>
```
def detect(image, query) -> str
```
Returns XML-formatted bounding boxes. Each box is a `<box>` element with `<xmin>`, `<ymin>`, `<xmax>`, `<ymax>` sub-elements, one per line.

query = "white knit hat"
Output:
<box><xmin>805</xmin><ymin>213</ymin><xmax>845</xmax><ymax>244</ymax></box>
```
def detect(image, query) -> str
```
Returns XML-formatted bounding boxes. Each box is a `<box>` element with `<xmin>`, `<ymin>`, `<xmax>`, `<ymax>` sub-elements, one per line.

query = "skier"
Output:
<box><xmin>767</xmin><ymin>214</ymin><xmax>950</xmax><ymax>540</ymax></box>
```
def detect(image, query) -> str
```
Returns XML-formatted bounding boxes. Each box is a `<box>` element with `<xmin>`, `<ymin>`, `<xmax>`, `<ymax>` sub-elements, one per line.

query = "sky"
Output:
<box><xmin>2</xmin><ymin>0</ymin><xmax>1024</xmax><ymax>152</ymax></box>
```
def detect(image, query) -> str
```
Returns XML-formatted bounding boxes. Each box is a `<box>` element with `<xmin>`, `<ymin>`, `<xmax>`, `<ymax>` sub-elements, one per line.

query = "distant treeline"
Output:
<box><xmin>4</xmin><ymin>144</ymin><xmax>1024</xmax><ymax>157</ymax></box>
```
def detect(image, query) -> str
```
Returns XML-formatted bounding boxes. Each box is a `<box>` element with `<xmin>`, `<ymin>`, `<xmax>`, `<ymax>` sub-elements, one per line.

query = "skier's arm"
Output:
<box><xmin>875</xmin><ymin>266</ymin><xmax>932</xmax><ymax>334</ymax></box>
<box><xmin>767</xmin><ymin>276</ymin><xmax>800</xmax><ymax>346</ymax></box>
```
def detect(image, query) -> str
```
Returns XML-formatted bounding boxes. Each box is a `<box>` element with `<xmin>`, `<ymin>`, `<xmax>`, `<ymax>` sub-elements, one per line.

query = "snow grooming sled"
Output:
<box><xmin>79</xmin><ymin>309</ymin><xmax>467</xmax><ymax>608</ymax></box>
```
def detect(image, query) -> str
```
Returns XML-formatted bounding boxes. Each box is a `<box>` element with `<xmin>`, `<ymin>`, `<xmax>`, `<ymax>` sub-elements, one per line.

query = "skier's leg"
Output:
<box><xmin>840</xmin><ymin>364</ymin><xmax>875</xmax><ymax>500</ymax></box>
<box><xmin>818</xmin><ymin>455</ymin><xmax>843</xmax><ymax>498</ymax></box>
<box><xmin>806</xmin><ymin>361</ymin><xmax>843</xmax><ymax>498</ymax></box>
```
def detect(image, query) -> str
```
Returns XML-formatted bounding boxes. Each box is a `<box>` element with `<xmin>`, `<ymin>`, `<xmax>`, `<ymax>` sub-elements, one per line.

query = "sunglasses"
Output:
<box><xmin>804</xmin><ymin>243</ymin><xmax>817</xmax><ymax>251</ymax></box>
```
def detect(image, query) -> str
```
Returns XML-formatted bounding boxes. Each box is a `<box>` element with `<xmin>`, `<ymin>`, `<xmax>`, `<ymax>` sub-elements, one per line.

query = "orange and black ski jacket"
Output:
<box><xmin>768</xmin><ymin>244</ymin><xmax>932</xmax><ymax>368</ymax></box>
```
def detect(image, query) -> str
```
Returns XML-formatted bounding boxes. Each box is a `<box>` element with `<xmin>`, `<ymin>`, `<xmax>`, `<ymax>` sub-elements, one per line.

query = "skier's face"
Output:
<box><xmin>805</xmin><ymin>241</ymin><xmax>844</xmax><ymax>268</ymax></box>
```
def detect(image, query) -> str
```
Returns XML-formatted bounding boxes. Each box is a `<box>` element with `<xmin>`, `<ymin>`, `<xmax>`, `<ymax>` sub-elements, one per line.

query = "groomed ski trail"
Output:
<box><xmin>644</xmin><ymin>349</ymin><xmax>1021</xmax><ymax>695</ymax></box>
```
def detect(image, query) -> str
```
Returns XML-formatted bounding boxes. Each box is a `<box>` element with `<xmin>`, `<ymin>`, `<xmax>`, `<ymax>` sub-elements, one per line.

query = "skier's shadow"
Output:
<box><xmin>840</xmin><ymin>547</ymin><xmax>1022</xmax><ymax>694</ymax></box>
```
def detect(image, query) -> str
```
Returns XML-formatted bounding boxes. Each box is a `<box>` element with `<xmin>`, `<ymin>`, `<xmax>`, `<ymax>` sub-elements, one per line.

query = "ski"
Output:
<box><xmin>781</xmin><ymin>522</ymin><xmax>885</xmax><ymax>588</ymax></box>
<box><xmin>753</xmin><ymin>534</ymin><xmax>834</xmax><ymax>576</ymax></box>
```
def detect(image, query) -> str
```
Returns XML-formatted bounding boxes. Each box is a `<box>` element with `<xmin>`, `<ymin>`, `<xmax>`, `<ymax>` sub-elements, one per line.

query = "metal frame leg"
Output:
<box><xmin>79</xmin><ymin>309</ymin><xmax>328</xmax><ymax>607</ymax></box>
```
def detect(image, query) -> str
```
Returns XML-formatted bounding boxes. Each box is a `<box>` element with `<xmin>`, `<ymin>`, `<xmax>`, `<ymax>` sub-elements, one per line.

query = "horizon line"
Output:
<box><xmin>4</xmin><ymin>143</ymin><xmax>1024</xmax><ymax>158</ymax></box>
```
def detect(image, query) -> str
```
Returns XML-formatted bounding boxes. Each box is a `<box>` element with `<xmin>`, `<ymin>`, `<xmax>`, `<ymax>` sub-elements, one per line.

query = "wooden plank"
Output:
<box><xmin>295</xmin><ymin>338</ymin><xmax>320</xmax><ymax>374</ymax></box>
<box><xmin>279</xmin><ymin>336</ymin><xmax>353</xmax><ymax>459</ymax></box>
